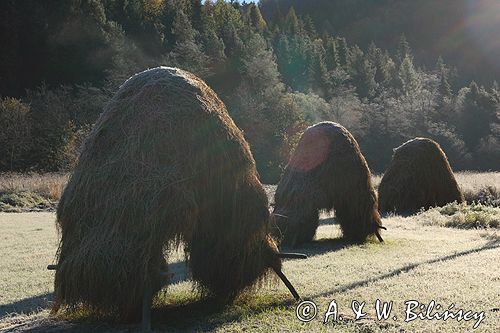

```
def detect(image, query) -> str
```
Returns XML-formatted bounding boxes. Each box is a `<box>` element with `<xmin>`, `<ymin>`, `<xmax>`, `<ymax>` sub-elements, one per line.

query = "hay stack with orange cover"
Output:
<box><xmin>378</xmin><ymin>137</ymin><xmax>465</xmax><ymax>214</ymax></box>
<box><xmin>53</xmin><ymin>67</ymin><xmax>296</xmax><ymax>320</ymax></box>
<box><xmin>273</xmin><ymin>122</ymin><xmax>383</xmax><ymax>246</ymax></box>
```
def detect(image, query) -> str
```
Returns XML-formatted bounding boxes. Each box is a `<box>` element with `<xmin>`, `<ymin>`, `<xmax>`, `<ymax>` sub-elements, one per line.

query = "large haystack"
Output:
<box><xmin>378</xmin><ymin>137</ymin><xmax>465</xmax><ymax>214</ymax></box>
<box><xmin>53</xmin><ymin>67</ymin><xmax>285</xmax><ymax>320</ymax></box>
<box><xmin>273</xmin><ymin>122</ymin><xmax>383</xmax><ymax>247</ymax></box>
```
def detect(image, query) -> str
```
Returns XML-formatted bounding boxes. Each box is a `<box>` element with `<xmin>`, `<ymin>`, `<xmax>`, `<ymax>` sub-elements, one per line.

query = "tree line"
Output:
<box><xmin>0</xmin><ymin>0</ymin><xmax>498</xmax><ymax>182</ymax></box>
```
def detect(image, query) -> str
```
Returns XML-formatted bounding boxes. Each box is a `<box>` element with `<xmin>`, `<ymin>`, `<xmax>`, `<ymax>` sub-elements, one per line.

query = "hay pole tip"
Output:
<box><xmin>277</xmin><ymin>252</ymin><xmax>308</xmax><ymax>259</ymax></box>
<box><xmin>272</xmin><ymin>267</ymin><xmax>301</xmax><ymax>301</ymax></box>
<box><xmin>375</xmin><ymin>230</ymin><xmax>384</xmax><ymax>243</ymax></box>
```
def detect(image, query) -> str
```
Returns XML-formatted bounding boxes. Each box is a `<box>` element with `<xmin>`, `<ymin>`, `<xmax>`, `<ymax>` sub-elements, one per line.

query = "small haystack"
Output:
<box><xmin>273</xmin><ymin>122</ymin><xmax>383</xmax><ymax>247</ymax></box>
<box><xmin>378</xmin><ymin>137</ymin><xmax>465</xmax><ymax>214</ymax></box>
<box><xmin>53</xmin><ymin>67</ymin><xmax>290</xmax><ymax>320</ymax></box>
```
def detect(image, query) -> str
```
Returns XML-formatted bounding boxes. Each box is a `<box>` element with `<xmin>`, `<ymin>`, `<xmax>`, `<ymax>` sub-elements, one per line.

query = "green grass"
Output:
<box><xmin>0</xmin><ymin>191</ymin><xmax>56</xmax><ymax>212</ymax></box>
<box><xmin>418</xmin><ymin>202</ymin><xmax>500</xmax><ymax>229</ymax></box>
<box><xmin>1</xmin><ymin>212</ymin><xmax>499</xmax><ymax>332</ymax></box>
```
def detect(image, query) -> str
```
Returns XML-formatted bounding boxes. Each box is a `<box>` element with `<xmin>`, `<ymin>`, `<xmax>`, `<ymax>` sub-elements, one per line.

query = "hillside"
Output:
<box><xmin>0</xmin><ymin>0</ymin><xmax>499</xmax><ymax>181</ymax></box>
<box><xmin>261</xmin><ymin>0</ymin><xmax>500</xmax><ymax>85</ymax></box>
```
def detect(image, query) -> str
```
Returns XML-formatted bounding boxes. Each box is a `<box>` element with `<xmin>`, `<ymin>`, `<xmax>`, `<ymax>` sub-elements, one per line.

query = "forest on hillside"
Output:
<box><xmin>0</xmin><ymin>0</ymin><xmax>498</xmax><ymax>182</ymax></box>
<box><xmin>260</xmin><ymin>0</ymin><xmax>500</xmax><ymax>85</ymax></box>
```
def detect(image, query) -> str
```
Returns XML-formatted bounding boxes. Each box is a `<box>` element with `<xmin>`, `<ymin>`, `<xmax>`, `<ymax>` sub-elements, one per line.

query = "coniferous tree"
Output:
<box><xmin>337</xmin><ymin>37</ymin><xmax>350</xmax><ymax>68</ymax></box>
<box><xmin>275</xmin><ymin>34</ymin><xmax>291</xmax><ymax>81</ymax></box>
<box><xmin>367</xmin><ymin>43</ymin><xmax>394</xmax><ymax>89</ymax></box>
<box><xmin>357</xmin><ymin>59</ymin><xmax>377</xmax><ymax>99</ymax></box>
<box><xmin>436</xmin><ymin>57</ymin><xmax>452</xmax><ymax>98</ymax></box>
<box><xmin>396</xmin><ymin>33</ymin><xmax>412</xmax><ymax>65</ymax></box>
<box><xmin>172</xmin><ymin>9</ymin><xmax>197</xmax><ymax>43</ymax></box>
<box><xmin>169</xmin><ymin>9</ymin><xmax>208</xmax><ymax>76</ymax></box>
<box><xmin>202</xmin><ymin>28</ymin><xmax>226</xmax><ymax>61</ymax></box>
<box><xmin>325</xmin><ymin>37</ymin><xmax>340</xmax><ymax>71</ymax></box>
<box><xmin>398</xmin><ymin>55</ymin><xmax>420</xmax><ymax>96</ymax></box>
<box><xmin>190</xmin><ymin>0</ymin><xmax>203</xmax><ymax>33</ymax></box>
<box><xmin>459</xmin><ymin>82</ymin><xmax>498</xmax><ymax>152</ymax></box>
<box><xmin>247</xmin><ymin>3</ymin><xmax>267</xmax><ymax>32</ymax></box>
<box><xmin>303</xmin><ymin>15</ymin><xmax>316</xmax><ymax>36</ymax></box>
<box><xmin>284</xmin><ymin>7</ymin><xmax>300</xmax><ymax>34</ymax></box>
<box><xmin>307</xmin><ymin>39</ymin><xmax>330</xmax><ymax>97</ymax></box>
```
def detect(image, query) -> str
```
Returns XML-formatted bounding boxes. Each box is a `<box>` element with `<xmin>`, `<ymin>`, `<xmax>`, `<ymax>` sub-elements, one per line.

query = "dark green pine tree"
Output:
<box><xmin>336</xmin><ymin>37</ymin><xmax>350</xmax><ymax>68</ymax></box>
<box><xmin>284</xmin><ymin>7</ymin><xmax>300</xmax><ymax>34</ymax></box>
<box><xmin>325</xmin><ymin>37</ymin><xmax>340</xmax><ymax>71</ymax></box>
<box><xmin>436</xmin><ymin>56</ymin><xmax>452</xmax><ymax>98</ymax></box>
<box><xmin>460</xmin><ymin>82</ymin><xmax>498</xmax><ymax>151</ymax></box>
<box><xmin>367</xmin><ymin>42</ymin><xmax>393</xmax><ymax>87</ymax></box>
<box><xmin>357</xmin><ymin>59</ymin><xmax>377</xmax><ymax>99</ymax></box>
<box><xmin>172</xmin><ymin>9</ymin><xmax>197</xmax><ymax>44</ymax></box>
<box><xmin>221</xmin><ymin>22</ymin><xmax>243</xmax><ymax>58</ymax></box>
<box><xmin>190</xmin><ymin>0</ymin><xmax>203</xmax><ymax>33</ymax></box>
<box><xmin>349</xmin><ymin>46</ymin><xmax>376</xmax><ymax>99</ymax></box>
<box><xmin>303</xmin><ymin>15</ymin><xmax>316</xmax><ymax>36</ymax></box>
<box><xmin>286</xmin><ymin>35</ymin><xmax>311</xmax><ymax>92</ymax></box>
<box><xmin>169</xmin><ymin>9</ymin><xmax>208</xmax><ymax>75</ymax></box>
<box><xmin>438</xmin><ymin>70</ymin><xmax>452</xmax><ymax>99</ymax></box>
<box><xmin>307</xmin><ymin>39</ymin><xmax>330</xmax><ymax>97</ymax></box>
<box><xmin>202</xmin><ymin>28</ymin><xmax>225</xmax><ymax>61</ymax></box>
<box><xmin>275</xmin><ymin>34</ymin><xmax>291</xmax><ymax>82</ymax></box>
<box><xmin>396</xmin><ymin>33</ymin><xmax>412</xmax><ymax>65</ymax></box>
<box><xmin>398</xmin><ymin>55</ymin><xmax>420</xmax><ymax>96</ymax></box>
<box><xmin>247</xmin><ymin>3</ymin><xmax>267</xmax><ymax>32</ymax></box>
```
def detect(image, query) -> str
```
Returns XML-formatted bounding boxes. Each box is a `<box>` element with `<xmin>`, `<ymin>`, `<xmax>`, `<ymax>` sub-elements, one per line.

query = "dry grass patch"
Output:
<box><xmin>456</xmin><ymin>171</ymin><xmax>500</xmax><ymax>207</ymax></box>
<box><xmin>0</xmin><ymin>173</ymin><xmax>67</xmax><ymax>212</ymax></box>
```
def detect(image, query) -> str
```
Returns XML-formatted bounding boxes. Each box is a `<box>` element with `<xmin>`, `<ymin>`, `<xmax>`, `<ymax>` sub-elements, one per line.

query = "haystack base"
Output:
<box><xmin>48</xmin><ymin>264</ymin><xmax>164</xmax><ymax>330</ymax></box>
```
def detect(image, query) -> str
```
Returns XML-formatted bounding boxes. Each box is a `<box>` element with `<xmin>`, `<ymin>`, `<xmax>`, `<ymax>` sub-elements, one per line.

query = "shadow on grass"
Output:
<box><xmin>280</xmin><ymin>216</ymin><xmax>381</xmax><ymax>258</ymax></box>
<box><xmin>152</xmin><ymin>294</ymin><xmax>296</xmax><ymax>332</ymax></box>
<box><xmin>8</xmin><ymin>295</ymin><xmax>297</xmax><ymax>332</ymax></box>
<box><xmin>1</xmin><ymin>262</ymin><xmax>294</xmax><ymax>332</ymax></box>
<box><xmin>318</xmin><ymin>216</ymin><xmax>337</xmax><ymax>226</ymax></box>
<box><xmin>3</xmin><ymin>318</ymin><xmax>118</xmax><ymax>333</ymax></box>
<box><xmin>0</xmin><ymin>260</ymin><xmax>189</xmax><ymax>317</ymax></box>
<box><xmin>310</xmin><ymin>239</ymin><xmax>500</xmax><ymax>299</ymax></box>
<box><xmin>284</xmin><ymin>238</ymin><xmax>352</xmax><ymax>258</ymax></box>
<box><xmin>0</xmin><ymin>293</ymin><xmax>53</xmax><ymax>319</ymax></box>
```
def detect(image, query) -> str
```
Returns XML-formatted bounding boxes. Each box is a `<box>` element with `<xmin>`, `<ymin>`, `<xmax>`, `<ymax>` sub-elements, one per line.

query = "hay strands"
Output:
<box><xmin>47</xmin><ymin>264</ymin><xmax>172</xmax><ymax>278</ymax></box>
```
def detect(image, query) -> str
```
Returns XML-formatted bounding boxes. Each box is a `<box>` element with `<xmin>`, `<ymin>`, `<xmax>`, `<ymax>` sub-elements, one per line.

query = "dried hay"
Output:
<box><xmin>273</xmin><ymin>122</ymin><xmax>383</xmax><ymax>246</ymax></box>
<box><xmin>53</xmin><ymin>67</ymin><xmax>282</xmax><ymax>320</ymax></box>
<box><xmin>378</xmin><ymin>137</ymin><xmax>465</xmax><ymax>214</ymax></box>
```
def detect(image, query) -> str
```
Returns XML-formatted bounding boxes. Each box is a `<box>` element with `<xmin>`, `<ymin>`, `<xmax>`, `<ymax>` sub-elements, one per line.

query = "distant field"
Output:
<box><xmin>1</xmin><ymin>171</ymin><xmax>499</xmax><ymax>332</ymax></box>
<box><xmin>1</xmin><ymin>171</ymin><xmax>499</xmax><ymax>212</ymax></box>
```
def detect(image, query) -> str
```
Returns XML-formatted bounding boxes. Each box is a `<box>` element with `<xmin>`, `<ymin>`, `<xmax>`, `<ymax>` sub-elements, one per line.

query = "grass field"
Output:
<box><xmin>0</xmin><ymin>173</ymin><xmax>499</xmax><ymax>332</ymax></box>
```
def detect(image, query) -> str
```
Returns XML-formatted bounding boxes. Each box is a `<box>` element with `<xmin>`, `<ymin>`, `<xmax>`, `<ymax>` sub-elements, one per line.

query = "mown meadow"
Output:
<box><xmin>0</xmin><ymin>172</ymin><xmax>498</xmax><ymax>332</ymax></box>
